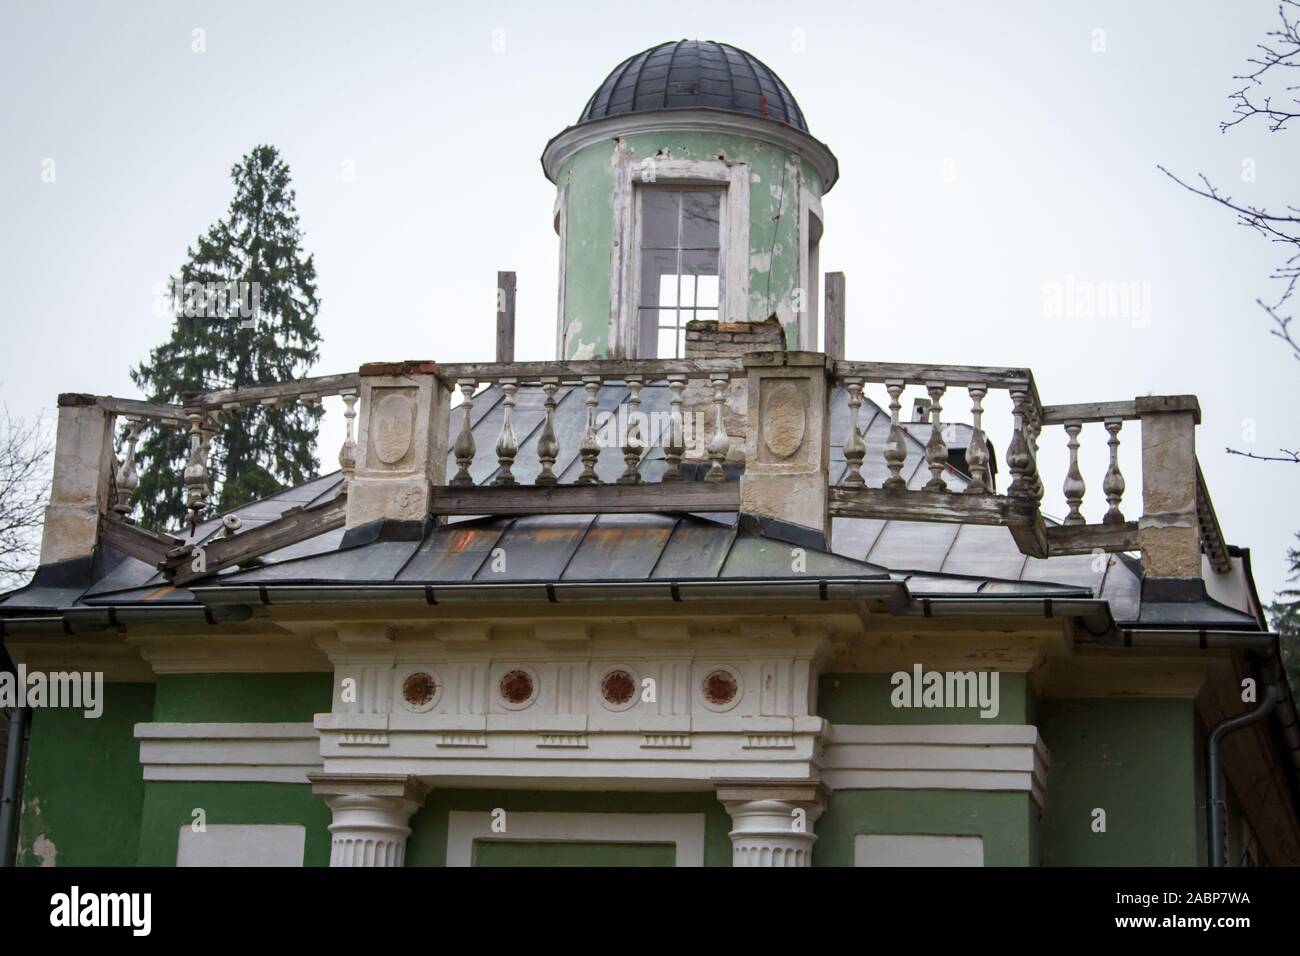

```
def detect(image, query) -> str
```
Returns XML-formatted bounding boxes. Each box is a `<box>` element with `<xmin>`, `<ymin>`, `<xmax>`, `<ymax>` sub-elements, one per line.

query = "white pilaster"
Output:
<box><xmin>717</xmin><ymin>781</ymin><xmax>826</xmax><ymax>868</ymax></box>
<box><xmin>310</xmin><ymin>773</ymin><xmax>427</xmax><ymax>867</ymax></box>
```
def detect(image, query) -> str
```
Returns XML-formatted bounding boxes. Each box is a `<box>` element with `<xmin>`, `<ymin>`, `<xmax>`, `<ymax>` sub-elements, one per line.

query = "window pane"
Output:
<box><xmin>657</xmin><ymin>326</ymin><xmax>680</xmax><ymax>359</ymax></box>
<box><xmin>694</xmin><ymin>274</ymin><xmax>719</xmax><ymax>309</ymax></box>
<box><xmin>682</xmin><ymin>248</ymin><xmax>719</xmax><ymax>278</ymax></box>
<box><xmin>640</xmin><ymin>248</ymin><xmax>679</xmax><ymax>307</ymax></box>
<box><xmin>682</xmin><ymin>191</ymin><xmax>721</xmax><ymax>248</ymax></box>
<box><xmin>640</xmin><ymin>190</ymin><xmax>679</xmax><ymax>249</ymax></box>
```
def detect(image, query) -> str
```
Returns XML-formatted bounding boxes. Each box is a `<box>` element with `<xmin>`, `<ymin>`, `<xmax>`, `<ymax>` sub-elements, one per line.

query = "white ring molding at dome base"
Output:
<box><xmin>541</xmin><ymin>109</ymin><xmax>840</xmax><ymax>193</ymax></box>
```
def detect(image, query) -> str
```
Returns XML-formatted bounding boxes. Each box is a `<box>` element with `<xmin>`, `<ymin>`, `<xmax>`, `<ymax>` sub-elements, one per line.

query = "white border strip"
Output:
<box><xmin>446</xmin><ymin>811</ymin><xmax>706</xmax><ymax>867</ymax></box>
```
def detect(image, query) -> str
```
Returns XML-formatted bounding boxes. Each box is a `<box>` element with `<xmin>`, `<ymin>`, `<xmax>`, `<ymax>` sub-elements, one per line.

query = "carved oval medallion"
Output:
<box><xmin>762</xmin><ymin>382</ymin><xmax>806</xmax><ymax>459</ymax></box>
<box><xmin>374</xmin><ymin>393</ymin><xmax>414</xmax><ymax>464</ymax></box>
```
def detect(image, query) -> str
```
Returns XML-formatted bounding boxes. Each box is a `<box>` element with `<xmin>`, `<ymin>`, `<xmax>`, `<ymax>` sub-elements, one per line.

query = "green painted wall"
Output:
<box><xmin>816</xmin><ymin>790</ymin><xmax>1039</xmax><ymax>867</ymax></box>
<box><xmin>152</xmin><ymin>672</ymin><xmax>332</xmax><ymax>722</ymax></box>
<box><xmin>136</xmin><ymin>781</ymin><xmax>331</xmax><ymax>866</ymax></box>
<box><xmin>17</xmin><ymin>682</ymin><xmax>155</xmax><ymax>867</ymax></box>
<box><xmin>474</xmin><ymin>840</ymin><xmax>674</xmax><ymax>867</ymax></box>
<box><xmin>405</xmin><ymin>789</ymin><xmax>733</xmax><ymax>867</ymax></box>
<box><xmin>818</xmin><ymin>672</ymin><xmax>1032</xmax><ymax>724</ymax></box>
<box><xmin>556</xmin><ymin>130</ymin><xmax>823</xmax><ymax>358</ymax></box>
<box><xmin>1037</xmin><ymin>698</ymin><xmax>1201</xmax><ymax>866</ymax></box>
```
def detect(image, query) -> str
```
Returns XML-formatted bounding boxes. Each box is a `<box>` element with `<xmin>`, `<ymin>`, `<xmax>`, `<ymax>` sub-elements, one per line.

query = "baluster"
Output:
<box><xmin>449</xmin><ymin>380</ymin><xmax>477</xmax><ymax>486</ymax></box>
<box><xmin>965</xmin><ymin>385</ymin><xmax>990</xmax><ymax>494</ymax></box>
<box><xmin>492</xmin><ymin>379</ymin><xmax>519</xmax><ymax>487</ymax></box>
<box><xmin>575</xmin><ymin>376</ymin><xmax>602</xmax><ymax>485</ymax></box>
<box><xmin>882</xmin><ymin>380</ymin><xmax>907</xmax><ymax>491</ymax></box>
<box><xmin>663</xmin><ymin>375</ymin><xmax>687</xmax><ymax>481</ymax></box>
<box><xmin>923</xmin><ymin>382</ymin><xmax>949</xmax><ymax>491</ymax></box>
<box><xmin>339</xmin><ymin>393</ymin><xmax>359</xmax><ymax>483</ymax></box>
<box><xmin>1062</xmin><ymin>421</ymin><xmax>1086</xmax><ymax>525</ymax></box>
<box><xmin>841</xmin><ymin>378</ymin><xmax>867</xmax><ymax>487</ymax></box>
<box><xmin>705</xmin><ymin>373</ymin><xmax>730</xmax><ymax>481</ymax></box>
<box><xmin>618</xmin><ymin>376</ymin><xmax>645</xmax><ymax>484</ymax></box>
<box><xmin>1102</xmin><ymin>419</ymin><xmax>1126</xmax><ymax>524</ymax></box>
<box><xmin>536</xmin><ymin>378</ymin><xmax>560</xmax><ymax>486</ymax></box>
<box><xmin>113</xmin><ymin>418</ymin><xmax>143</xmax><ymax>519</ymax></box>
<box><xmin>1026</xmin><ymin>404</ymin><xmax>1044</xmax><ymax>504</ymax></box>
<box><xmin>183</xmin><ymin>407</ymin><xmax>210</xmax><ymax>531</ymax></box>
<box><xmin>1007</xmin><ymin>389</ymin><xmax>1034</xmax><ymax>498</ymax></box>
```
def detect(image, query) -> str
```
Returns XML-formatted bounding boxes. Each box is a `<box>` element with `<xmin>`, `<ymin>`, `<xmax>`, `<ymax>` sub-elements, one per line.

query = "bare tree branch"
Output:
<box><xmin>0</xmin><ymin>408</ymin><xmax>53</xmax><ymax>590</ymax></box>
<box><xmin>1222</xmin><ymin>0</ymin><xmax>1300</xmax><ymax>133</ymax></box>
<box><xmin>1226</xmin><ymin>446</ymin><xmax>1300</xmax><ymax>463</ymax></box>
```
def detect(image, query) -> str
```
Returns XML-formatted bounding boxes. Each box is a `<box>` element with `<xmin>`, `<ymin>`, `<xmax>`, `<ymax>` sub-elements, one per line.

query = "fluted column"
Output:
<box><xmin>310</xmin><ymin>774</ymin><xmax>427</xmax><ymax>867</ymax></box>
<box><xmin>717</xmin><ymin>781</ymin><xmax>826</xmax><ymax>868</ymax></box>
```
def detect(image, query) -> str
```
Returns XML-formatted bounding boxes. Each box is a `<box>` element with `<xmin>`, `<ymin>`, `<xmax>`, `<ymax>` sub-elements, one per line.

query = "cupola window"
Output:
<box><xmin>636</xmin><ymin>187</ymin><xmax>722</xmax><ymax>358</ymax></box>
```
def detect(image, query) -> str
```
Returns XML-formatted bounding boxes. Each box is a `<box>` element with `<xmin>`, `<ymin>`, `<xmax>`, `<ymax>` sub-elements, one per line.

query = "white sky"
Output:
<box><xmin>1</xmin><ymin>0</ymin><xmax>1297</xmax><ymax>600</ymax></box>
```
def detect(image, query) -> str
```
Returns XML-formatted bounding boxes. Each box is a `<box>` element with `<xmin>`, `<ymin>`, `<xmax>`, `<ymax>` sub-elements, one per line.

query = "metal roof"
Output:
<box><xmin>578</xmin><ymin>40</ymin><xmax>809</xmax><ymax>132</ymax></box>
<box><xmin>0</xmin><ymin>383</ymin><xmax>1257</xmax><ymax>629</ymax></box>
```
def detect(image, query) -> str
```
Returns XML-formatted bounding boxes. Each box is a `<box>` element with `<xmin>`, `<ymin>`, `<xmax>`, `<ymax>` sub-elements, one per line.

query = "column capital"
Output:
<box><xmin>310</xmin><ymin>773</ymin><xmax>428</xmax><ymax>867</ymax></box>
<box><xmin>715</xmin><ymin>779</ymin><xmax>828</xmax><ymax>868</ymax></box>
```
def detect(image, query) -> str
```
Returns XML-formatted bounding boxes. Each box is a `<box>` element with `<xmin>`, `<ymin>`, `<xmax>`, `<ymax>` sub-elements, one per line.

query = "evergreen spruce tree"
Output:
<box><xmin>1268</xmin><ymin>534</ymin><xmax>1300</xmax><ymax>695</ymax></box>
<box><xmin>130</xmin><ymin>145</ymin><xmax>322</xmax><ymax>531</ymax></box>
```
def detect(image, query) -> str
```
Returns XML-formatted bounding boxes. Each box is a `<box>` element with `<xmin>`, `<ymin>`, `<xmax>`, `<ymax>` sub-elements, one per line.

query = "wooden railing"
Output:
<box><xmin>77</xmin><ymin>352</ymin><xmax>1229</xmax><ymax>581</ymax></box>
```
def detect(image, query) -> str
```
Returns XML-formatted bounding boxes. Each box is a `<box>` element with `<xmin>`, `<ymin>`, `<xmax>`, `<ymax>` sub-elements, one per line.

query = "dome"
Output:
<box><xmin>577</xmin><ymin>40</ymin><xmax>809</xmax><ymax>132</ymax></box>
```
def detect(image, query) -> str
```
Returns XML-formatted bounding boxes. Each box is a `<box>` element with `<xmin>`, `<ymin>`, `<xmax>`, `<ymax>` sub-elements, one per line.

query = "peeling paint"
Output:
<box><xmin>32</xmin><ymin>831</ymin><xmax>57</xmax><ymax>867</ymax></box>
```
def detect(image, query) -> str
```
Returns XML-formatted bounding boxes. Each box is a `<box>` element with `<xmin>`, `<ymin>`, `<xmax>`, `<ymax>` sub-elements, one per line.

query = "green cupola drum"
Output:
<box><xmin>542</xmin><ymin>39</ymin><xmax>839</xmax><ymax>360</ymax></box>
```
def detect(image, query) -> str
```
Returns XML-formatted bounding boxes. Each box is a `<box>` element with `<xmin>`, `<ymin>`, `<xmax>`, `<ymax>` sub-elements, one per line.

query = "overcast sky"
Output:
<box><xmin>1</xmin><ymin>0</ymin><xmax>1297</xmax><ymax>600</ymax></box>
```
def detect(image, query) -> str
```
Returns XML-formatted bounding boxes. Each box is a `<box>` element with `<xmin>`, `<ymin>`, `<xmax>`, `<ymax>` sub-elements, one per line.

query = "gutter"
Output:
<box><xmin>185</xmin><ymin>578</ymin><xmax>908</xmax><ymax>608</ymax></box>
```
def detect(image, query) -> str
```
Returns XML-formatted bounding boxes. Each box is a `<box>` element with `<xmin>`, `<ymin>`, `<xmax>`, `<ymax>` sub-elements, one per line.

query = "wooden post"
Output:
<box><xmin>824</xmin><ymin>272</ymin><xmax>845</xmax><ymax>360</ymax></box>
<box><xmin>496</xmin><ymin>271</ymin><xmax>516</xmax><ymax>364</ymax></box>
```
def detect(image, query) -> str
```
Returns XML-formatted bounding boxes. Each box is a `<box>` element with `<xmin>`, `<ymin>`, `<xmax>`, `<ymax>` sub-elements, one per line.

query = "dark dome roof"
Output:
<box><xmin>578</xmin><ymin>40</ymin><xmax>808</xmax><ymax>132</ymax></box>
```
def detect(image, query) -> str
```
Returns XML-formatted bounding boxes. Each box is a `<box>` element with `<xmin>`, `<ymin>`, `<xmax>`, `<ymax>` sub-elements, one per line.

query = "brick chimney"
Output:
<box><xmin>684</xmin><ymin>316</ymin><xmax>786</xmax><ymax>359</ymax></box>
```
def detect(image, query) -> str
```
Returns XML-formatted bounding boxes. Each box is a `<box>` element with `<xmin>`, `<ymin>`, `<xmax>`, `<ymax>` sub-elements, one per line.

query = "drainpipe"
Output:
<box><xmin>0</xmin><ymin>706</ymin><xmax>28</xmax><ymax>867</ymax></box>
<box><xmin>1207</xmin><ymin>683</ymin><xmax>1280</xmax><ymax>867</ymax></box>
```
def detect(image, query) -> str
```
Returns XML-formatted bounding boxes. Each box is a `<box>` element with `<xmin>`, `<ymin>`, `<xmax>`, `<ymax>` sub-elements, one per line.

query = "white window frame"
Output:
<box><xmin>611</xmin><ymin>157</ymin><xmax>749</xmax><ymax>358</ymax></box>
<box><xmin>554</xmin><ymin>183</ymin><xmax>569</xmax><ymax>359</ymax></box>
<box><xmin>798</xmin><ymin>186</ymin><xmax>824</xmax><ymax>351</ymax></box>
<box><xmin>854</xmin><ymin>833</ymin><xmax>985</xmax><ymax>867</ymax></box>
<box><xmin>446</xmin><ymin>811</ymin><xmax>706</xmax><ymax>867</ymax></box>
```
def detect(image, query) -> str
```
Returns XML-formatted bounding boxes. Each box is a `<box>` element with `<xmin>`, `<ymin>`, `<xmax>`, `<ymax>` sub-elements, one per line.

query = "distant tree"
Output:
<box><xmin>130</xmin><ymin>145</ymin><xmax>323</xmax><ymax>531</ymax></box>
<box><xmin>1268</xmin><ymin>534</ymin><xmax>1300</xmax><ymax>690</ymax></box>
<box><xmin>0</xmin><ymin>410</ymin><xmax>51</xmax><ymax>591</ymax></box>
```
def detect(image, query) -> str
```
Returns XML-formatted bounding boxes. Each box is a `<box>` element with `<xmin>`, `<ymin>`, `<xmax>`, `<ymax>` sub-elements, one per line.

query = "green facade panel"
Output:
<box><xmin>137</xmin><ymin>781</ymin><xmax>331</xmax><ymax>866</ymax></box>
<box><xmin>1037</xmin><ymin>698</ymin><xmax>1201</xmax><ymax>866</ymax></box>
<box><xmin>816</xmin><ymin>790</ymin><xmax>1039</xmax><ymax>867</ymax></box>
<box><xmin>818</xmin><ymin>672</ymin><xmax>1032</xmax><ymax>725</ymax></box>
<box><xmin>474</xmin><ymin>840</ymin><xmax>675</xmax><ymax>867</ymax></box>
<box><xmin>152</xmin><ymin>672</ymin><xmax>332</xmax><ymax>722</ymax></box>
<box><xmin>17</xmin><ymin>682</ymin><xmax>155</xmax><ymax>867</ymax></box>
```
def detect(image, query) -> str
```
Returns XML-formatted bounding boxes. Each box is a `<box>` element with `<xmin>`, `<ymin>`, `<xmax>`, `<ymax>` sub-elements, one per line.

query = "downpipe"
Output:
<box><xmin>1207</xmin><ymin>683</ymin><xmax>1280</xmax><ymax>867</ymax></box>
<box><xmin>0</xmin><ymin>706</ymin><xmax>28</xmax><ymax>867</ymax></box>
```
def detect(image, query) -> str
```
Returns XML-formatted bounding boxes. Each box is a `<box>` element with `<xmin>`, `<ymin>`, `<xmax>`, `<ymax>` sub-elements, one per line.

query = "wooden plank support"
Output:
<box><xmin>496</xmin><ymin>271</ymin><xmax>516</xmax><ymax>364</ymax></box>
<box><xmin>824</xmin><ymin>272</ymin><xmax>845</xmax><ymax>361</ymax></box>
<box><xmin>833</xmin><ymin>360</ymin><xmax>1036</xmax><ymax>395</ymax></box>
<box><xmin>1040</xmin><ymin>400</ymin><xmax>1138</xmax><ymax>426</ymax></box>
<box><xmin>829</xmin><ymin>487</ymin><xmax>1048</xmax><ymax>558</ymax></box>
<box><xmin>1045</xmin><ymin>521</ymin><xmax>1140</xmax><ymax>556</ymax></box>
<box><xmin>94</xmin><ymin>397</ymin><xmax>188</xmax><ymax>424</ymax></box>
<box><xmin>192</xmin><ymin>372</ymin><xmax>361</xmax><ymax>411</ymax></box>
<box><xmin>167</xmin><ymin>492</ymin><xmax>348</xmax><ymax>585</ymax></box>
<box><xmin>438</xmin><ymin>358</ymin><xmax>745</xmax><ymax>383</ymax></box>
<box><xmin>430</xmin><ymin>481</ymin><xmax>741</xmax><ymax>516</ymax></box>
<box><xmin>98</xmin><ymin>516</ymin><xmax>186</xmax><ymax>569</ymax></box>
